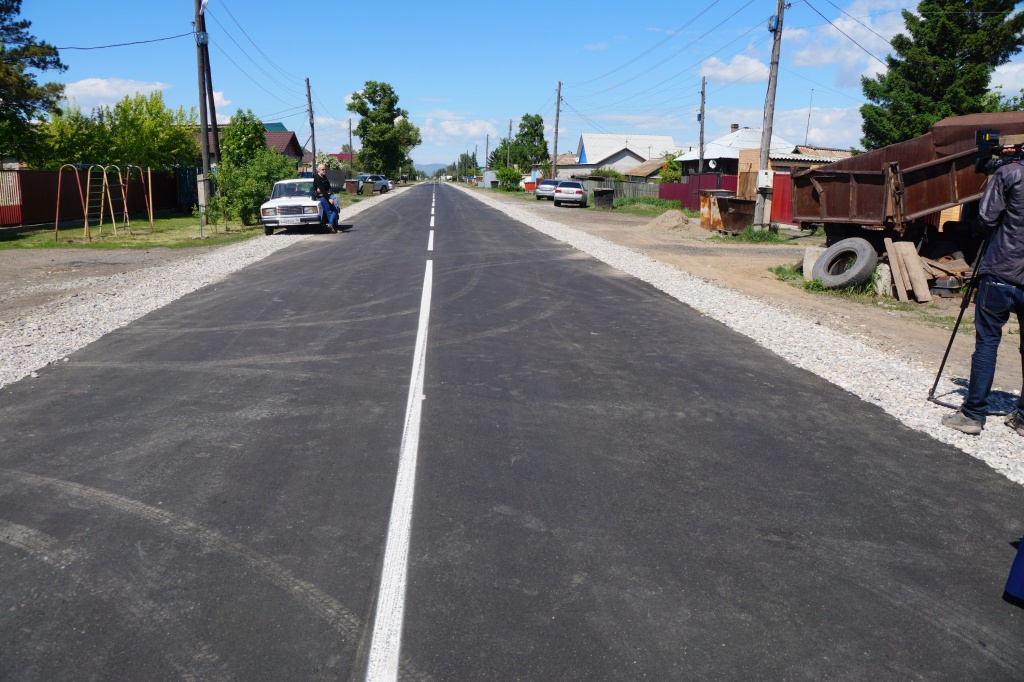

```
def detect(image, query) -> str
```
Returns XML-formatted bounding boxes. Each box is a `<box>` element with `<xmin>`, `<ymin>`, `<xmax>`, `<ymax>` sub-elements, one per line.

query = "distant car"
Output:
<box><xmin>356</xmin><ymin>174</ymin><xmax>389</xmax><ymax>194</ymax></box>
<box><xmin>534</xmin><ymin>178</ymin><xmax>559</xmax><ymax>200</ymax></box>
<box><xmin>259</xmin><ymin>178</ymin><xmax>332</xmax><ymax>235</ymax></box>
<box><xmin>553</xmin><ymin>180</ymin><xmax>587</xmax><ymax>208</ymax></box>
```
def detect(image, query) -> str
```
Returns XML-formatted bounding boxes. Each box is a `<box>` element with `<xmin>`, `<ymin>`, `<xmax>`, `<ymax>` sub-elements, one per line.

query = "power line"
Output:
<box><xmin>204</xmin><ymin>9</ymin><xmax>303</xmax><ymax>97</ymax></box>
<box><xmin>208</xmin><ymin>39</ymin><xmax>295</xmax><ymax>106</ymax></box>
<box><xmin>214</xmin><ymin>0</ymin><xmax>305</xmax><ymax>86</ymax></box>
<box><xmin>55</xmin><ymin>31</ymin><xmax>192</xmax><ymax>50</ymax></box>
<box><xmin>801</xmin><ymin>0</ymin><xmax>888</xmax><ymax>68</ymax></box>
<box><xmin>568</xmin><ymin>0</ymin><xmax>724</xmax><ymax>87</ymax></box>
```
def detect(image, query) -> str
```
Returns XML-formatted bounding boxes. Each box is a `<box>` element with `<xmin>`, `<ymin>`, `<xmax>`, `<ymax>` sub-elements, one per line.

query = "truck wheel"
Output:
<box><xmin>811</xmin><ymin>237</ymin><xmax>878</xmax><ymax>289</ymax></box>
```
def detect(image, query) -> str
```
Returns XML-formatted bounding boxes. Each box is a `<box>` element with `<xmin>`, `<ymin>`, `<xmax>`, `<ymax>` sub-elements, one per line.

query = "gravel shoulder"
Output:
<box><xmin>455</xmin><ymin>184</ymin><xmax>1024</xmax><ymax>486</ymax></box>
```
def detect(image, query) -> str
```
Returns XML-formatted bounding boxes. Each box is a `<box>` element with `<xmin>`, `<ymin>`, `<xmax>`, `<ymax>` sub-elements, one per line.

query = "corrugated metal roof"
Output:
<box><xmin>678</xmin><ymin>127</ymin><xmax>795</xmax><ymax>162</ymax></box>
<box><xmin>794</xmin><ymin>146</ymin><xmax>851</xmax><ymax>158</ymax></box>
<box><xmin>576</xmin><ymin>133</ymin><xmax>676</xmax><ymax>165</ymax></box>
<box><xmin>623</xmin><ymin>157</ymin><xmax>667</xmax><ymax>177</ymax></box>
<box><xmin>770</xmin><ymin>152</ymin><xmax>843</xmax><ymax>163</ymax></box>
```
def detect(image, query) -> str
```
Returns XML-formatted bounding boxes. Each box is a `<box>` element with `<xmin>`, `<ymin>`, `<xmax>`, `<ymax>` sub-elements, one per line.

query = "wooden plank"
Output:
<box><xmin>884</xmin><ymin>237</ymin><xmax>910</xmax><ymax>302</ymax></box>
<box><xmin>803</xmin><ymin>246</ymin><xmax>826</xmax><ymax>281</ymax></box>
<box><xmin>896</xmin><ymin>241</ymin><xmax>932</xmax><ymax>303</ymax></box>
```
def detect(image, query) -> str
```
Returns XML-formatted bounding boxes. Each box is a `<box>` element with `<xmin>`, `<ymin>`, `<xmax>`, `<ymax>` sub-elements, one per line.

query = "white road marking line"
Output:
<box><xmin>365</xmin><ymin>260</ymin><xmax>433</xmax><ymax>682</ymax></box>
<box><xmin>429</xmin><ymin>216</ymin><xmax>434</xmax><ymax>227</ymax></box>
<box><xmin>430</xmin><ymin>207</ymin><xmax>434</xmax><ymax>216</ymax></box>
<box><xmin>427</xmin><ymin>230</ymin><xmax>434</xmax><ymax>252</ymax></box>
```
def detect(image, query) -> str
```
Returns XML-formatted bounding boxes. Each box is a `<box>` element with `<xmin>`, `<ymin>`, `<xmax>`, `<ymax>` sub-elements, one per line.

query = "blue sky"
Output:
<box><xmin>20</xmin><ymin>0</ymin><xmax>1024</xmax><ymax>167</ymax></box>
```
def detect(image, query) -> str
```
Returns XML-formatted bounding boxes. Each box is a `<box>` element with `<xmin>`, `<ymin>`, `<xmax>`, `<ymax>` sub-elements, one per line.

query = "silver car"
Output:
<box><xmin>534</xmin><ymin>178</ymin><xmax>559</xmax><ymax>200</ymax></box>
<box><xmin>553</xmin><ymin>181</ymin><xmax>588</xmax><ymax>207</ymax></box>
<box><xmin>357</xmin><ymin>174</ymin><xmax>390</xmax><ymax>194</ymax></box>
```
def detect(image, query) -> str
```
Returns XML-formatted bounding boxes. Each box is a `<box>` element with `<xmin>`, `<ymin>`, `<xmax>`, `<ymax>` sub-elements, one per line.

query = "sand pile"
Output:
<box><xmin>644</xmin><ymin>210</ymin><xmax>710</xmax><ymax>239</ymax></box>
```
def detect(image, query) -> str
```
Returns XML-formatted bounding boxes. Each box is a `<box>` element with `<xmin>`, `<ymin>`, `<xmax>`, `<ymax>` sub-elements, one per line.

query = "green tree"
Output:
<box><xmin>106</xmin><ymin>92</ymin><xmax>197</xmax><ymax>169</ymax></box>
<box><xmin>860</xmin><ymin>0</ymin><xmax>1024</xmax><ymax>149</ymax></box>
<box><xmin>495</xmin><ymin>166</ymin><xmax>521</xmax><ymax>191</ymax></box>
<box><xmin>514</xmin><ymin>114</ymin><xmax>548</xmax><ymax>167</ymax></box>
<box><xmin>0</xmin><ymin>0</ymin><xmax>66</xmax><ymax>161</ymax></box>
<box><xmin>213</xmin><ymin>147</ymin><xmax>296</xmax><ymax>225</ymax></box>
<box><xmin>593</xmin><ymin>167</ymin><xmax>625</xmax><ymax>181</ymax></box>
<box><xmin>347</xmin><ymin>81</ymin><xmax>422</xmax><ymax>177</ymax></box>
<box><xmin>220</xmin><ymin>108</ymin><xmax>267</xmax><ymax>166</ymax></box>
<box><xmin>659</xmin><ymin>152</ymin><xmax>682</xmax><ymax>183</ymax></box>
<box><xmin>29</xmin><ymin>102</ymin><xmax>105</xmax><ymax>169</ymax></box>
<box><xmin>315</xmin><ymin>150</ymin><xmax>342</xmax><ymax>170</ymax></box>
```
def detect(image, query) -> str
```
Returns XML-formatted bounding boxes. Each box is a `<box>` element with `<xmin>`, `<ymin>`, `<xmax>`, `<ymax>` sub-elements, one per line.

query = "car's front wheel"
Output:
<box><xmin>264</xmin><ymin>225</ymin><xmax>273</xmax><ymax>236</ymax></box>
<box><xmin>554</xmin><ymin>200</ymin><xmax>561</xmax><ymax>207</ymax></box>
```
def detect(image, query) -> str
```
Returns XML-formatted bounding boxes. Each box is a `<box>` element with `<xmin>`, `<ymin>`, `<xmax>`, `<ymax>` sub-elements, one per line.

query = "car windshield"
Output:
<box><xmin>271</xmin><ymin>181</ymin><xmax>314</xmax><ymax>199</ymax></box>
<box><xmin>540</xmin><ymin>180</ymin><xmax>558</xmax><ymax>186</ymax></box>
<box><xmin>559</xmin><ymin>182</ymin><xmax>582</xmax><ymax>189</ymax></box>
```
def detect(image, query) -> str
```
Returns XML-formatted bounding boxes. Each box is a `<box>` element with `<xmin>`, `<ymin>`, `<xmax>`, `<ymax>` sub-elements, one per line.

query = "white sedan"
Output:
<box><xmin>553</xmin><ymin>181</ymin><xmax>588</xmax><ymax>208</ymax></box>
<box><xmin>259</xmin><ymin>179</ymin><xmax>331</xmax><ymax>235</ymax></box>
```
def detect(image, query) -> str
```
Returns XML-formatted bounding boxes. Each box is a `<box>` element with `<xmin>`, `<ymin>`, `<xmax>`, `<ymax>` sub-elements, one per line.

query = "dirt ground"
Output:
<box><xmin>1</xmin><ymin>188</ymin><xmax>1020</xmax><ymax>395</ymax></box>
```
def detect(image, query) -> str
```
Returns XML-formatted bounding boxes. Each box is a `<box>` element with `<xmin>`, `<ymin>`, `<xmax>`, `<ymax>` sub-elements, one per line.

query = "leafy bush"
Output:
<box><xmin>769</xmin><ymin>263</ymin><xmax>802</xmax><ymax>281</ymax></box>
<box><xmin>214</xmin><ymin>147</ymin><xmax>298</xmax><ymax>225</ymax></box>
<box><xmin>496</xmin><ymin>166</ymin><xmax>521</xmax><ymax>191</ymax></box>
<box><xmin>593</xmin><ymin>167</ymin><xmax>625</xmax><ymax>181</ymax></box>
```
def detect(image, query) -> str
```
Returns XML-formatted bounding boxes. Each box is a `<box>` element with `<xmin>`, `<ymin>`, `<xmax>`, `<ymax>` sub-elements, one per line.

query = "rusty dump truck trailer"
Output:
<box><xmin>792</xmin><ymin>112</ymin><xmax>1024</xmax><ymax>249</ymax></box>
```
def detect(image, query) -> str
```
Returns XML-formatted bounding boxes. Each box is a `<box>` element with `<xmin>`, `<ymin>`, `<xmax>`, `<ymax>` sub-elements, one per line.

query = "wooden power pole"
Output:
<box><xmin>485</xmin><ymin>133</ymin><xmax>489</xmax><ymax>168</ymax></box>
<box><xmin>698</xmin><ymin>77</ymin><xmax>706</xmax><ymax>174</ymax></box>
<box><xmin>507</xmin><ymin>119</ymin><xmax>512</xmax><ymax>168</ymax></box>
<box><xmin>348</xmin><ymin>118</ymin><xmax>353</xmax><ymax>173</ymax></box>
<box><xmin>306</xmin><ymin>78</ymin><xmax>315</xmax><ymax>174</ymax></box>
<box><xmin>194</xmin><ymin>0</ymin><xmax>211</xmax><ymax>230</ymax></box>
<box><xmin>753</xmin><ymin>0</ymin><xmax>786</xmax><ymax>229</ymax></box>
<box><xmin>552</xmin><ymin>81</ymin><xmax>561</xmax><ymax>179</ymax></box>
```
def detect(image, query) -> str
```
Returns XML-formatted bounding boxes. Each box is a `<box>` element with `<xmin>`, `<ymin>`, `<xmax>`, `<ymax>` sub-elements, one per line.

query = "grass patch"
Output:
<box><xmin>768</xmin><ymin>263</ymin><xmax>802</xmax><ymax>281</ymax></box>
<box><xmin>2</xmin><ymin>211</ymin><xmax>265</xmax><ymax>250</ymax></box>
<box><xmin>710</xmin><ymin>224</ymin><xmax>785</xmax><ymax>244</ymax></box>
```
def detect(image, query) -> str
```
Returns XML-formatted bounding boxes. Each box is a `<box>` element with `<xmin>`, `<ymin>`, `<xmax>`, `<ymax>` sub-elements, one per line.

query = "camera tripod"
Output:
<box><xmin>926</xmin><ymin>231</ymin><xmax>1010</xmax><ymax>416</ymax></box>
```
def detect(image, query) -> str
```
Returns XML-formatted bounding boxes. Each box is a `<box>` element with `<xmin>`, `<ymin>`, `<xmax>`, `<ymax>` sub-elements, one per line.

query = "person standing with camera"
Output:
<box><xmin>313</xmin><ymin>163</ymin><xmax>338</xmax><ymax>233</ymax></box>
<box><xmin>942</xmin><ymin>146</ymin><xmax>1024</xmax><ymax>437</ymax></box>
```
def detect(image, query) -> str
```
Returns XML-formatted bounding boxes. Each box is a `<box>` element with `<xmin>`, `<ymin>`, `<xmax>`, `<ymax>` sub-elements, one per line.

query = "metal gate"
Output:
<box><xmin>0</xmin><ymin>171</ymin><xmax>22</xmax><ymax>226</ymax></box>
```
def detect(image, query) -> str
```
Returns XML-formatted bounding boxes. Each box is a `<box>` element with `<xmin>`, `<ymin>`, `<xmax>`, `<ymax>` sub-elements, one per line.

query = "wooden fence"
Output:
<box><xmin>579</xmin><ymin>180</ymin><xmax>660</xmax><ymax>198</ymax></box>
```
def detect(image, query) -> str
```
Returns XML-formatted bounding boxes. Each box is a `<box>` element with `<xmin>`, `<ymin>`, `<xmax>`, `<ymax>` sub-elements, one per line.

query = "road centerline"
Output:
<box><xmin>365</xmin><ymin>258</ymin><xmax>433</xmax><ymax>682</ymax></box>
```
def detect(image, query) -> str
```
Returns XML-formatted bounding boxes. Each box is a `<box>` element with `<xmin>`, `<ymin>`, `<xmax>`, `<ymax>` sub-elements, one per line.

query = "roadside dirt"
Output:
<box><xmin>1</xmin><ymin>188</ymin><xmax>1020</xmax><ymax>395</ymax></box>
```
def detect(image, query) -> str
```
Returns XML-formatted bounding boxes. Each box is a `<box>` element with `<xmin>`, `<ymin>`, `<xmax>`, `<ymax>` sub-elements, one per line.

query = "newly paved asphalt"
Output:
<box><xmin>1</xmin><ymin>182</ymin><xmax>1023</xmax><ymax>680</ymax></box>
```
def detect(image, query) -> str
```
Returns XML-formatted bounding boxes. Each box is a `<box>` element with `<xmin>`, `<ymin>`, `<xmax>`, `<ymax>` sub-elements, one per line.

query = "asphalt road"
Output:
<box><xmin>1</xmin><ymin>182</ymin><xmax>1023</xmax><ymax>681</ymax></box>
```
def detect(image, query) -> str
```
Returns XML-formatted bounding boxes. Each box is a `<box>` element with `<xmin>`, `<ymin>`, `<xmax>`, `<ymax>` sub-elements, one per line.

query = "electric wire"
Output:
<box><xmin>801</xmin><ymin>0</ymin><xmax>888</xmax><ymax>68</ymax></box>
<box><xmin>214</xmin><ymin>0</ymin><xmax>305</xmax><ymax>85</ymax></box>
<box><xmin>205</xmin><ymin>9</ymin><xmax>303</xmax><ymax>97</ymax></box>
<box><xmin>567</xmin><ymin>0</ymin><xmax>724</xmax><ymax>87</ymax></box>
<box><xmin>209</xmin><ymin>39</ymin><xmax>295</xmax><ymax>106</ymax></box>
<box><xmin>53</xmin><ymin>31</ymin><xmax>192</xmax><ymax>50</ymax></box>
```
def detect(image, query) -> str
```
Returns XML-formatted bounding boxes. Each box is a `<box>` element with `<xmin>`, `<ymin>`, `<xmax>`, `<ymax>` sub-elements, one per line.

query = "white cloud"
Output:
<box><xmin>700</xmin><ymin>54</ymin><xmax>769</xmax><ymax>84</ymax></box>
<box><xmin>704</xmin><ymin>104</ymin><xmax>864</xmax><ymax>150</ymax></box>
<box><xmin>212</xmin><ymin>91</ymin><xmax>231</xmax><ymax>109</ymax></box>
<box><xmin>789</xmin><ymin>0</ymin><xmax>913</xmax><ymax>87</ymax></box>
<box><xmin>585</xmin><ymin>42</ymin><xmax>608</xmax><ymax>51</ymax></box>
<box><xmin>63</xmin><ymin>77</ymin><xmax>171</xmax><ymax>110</ymax></box>
<box><xmin>421</xmin><ymin>111</ymin><xmax>499</xmax><ymax>146</ymax></box>
<box><xmin>992</xmin><ymin>60</ymin><xmax>1024</xmax><ymax>95</ymax></box>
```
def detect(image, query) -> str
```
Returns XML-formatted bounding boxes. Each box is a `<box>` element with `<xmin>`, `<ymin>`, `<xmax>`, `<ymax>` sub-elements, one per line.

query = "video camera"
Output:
<box><xmin>976</xmin><ymin>129</ymin><xmax>1024</xmax><ymax>174</ymax></box>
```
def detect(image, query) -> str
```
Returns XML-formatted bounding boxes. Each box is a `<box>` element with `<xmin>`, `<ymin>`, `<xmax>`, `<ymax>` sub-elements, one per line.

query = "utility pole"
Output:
<box><xmin>194</xmin><ymin>0</ymin><xmax>210</xmax><ymax>231</ymax></box>
<box><xmin>552</xmin><ymin>81</ymin><xmax>561</xmax><ymax>179</ymax></box>
<box><xmin>199</xmin><ymin>11</ymin><xmax>220</xmax><ymax>165</ymax></box>
<box><xmin>804</xmin><ymin>89</ymin><xmax>814</xmax><ymax>146</ymax></box>
<box><xmin>306</xmin><ymin>78</ymin><xmax>315</xmax><ymax>175</ymax></box>
<box><xmin>474</xmin><ymin>143</ymin><xmax>477</xmax><ymax>171</ymax></box>
<box><xmin>348</xmin><ymin>118</ymin><xmax>353</xmax><ymax>173</ymax></box>
<box><xmin>753</xmin><ymin>0</ymin><xmax>786</xmax><ymax>229</ymax></box>
<box><xmin>485</xmin><ymin>133</ymin><xmax>489</xmax><ymax>169</ymax></box>
<box><xmin>698</xmin><ymin>76</ymin><xmax>706</xmax><ymax>174</ymax></box>
<box><xmin>507</xmin><ymin>118</ymin><xmax>512</xmax><ymax>168</ymax></box>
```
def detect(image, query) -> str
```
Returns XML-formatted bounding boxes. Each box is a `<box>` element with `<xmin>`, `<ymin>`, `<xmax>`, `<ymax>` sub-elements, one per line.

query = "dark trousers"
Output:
<box><xmin>962</xmin><ymin>275</ymin><xmax>1024</xmax><ymax>423</ymax></box>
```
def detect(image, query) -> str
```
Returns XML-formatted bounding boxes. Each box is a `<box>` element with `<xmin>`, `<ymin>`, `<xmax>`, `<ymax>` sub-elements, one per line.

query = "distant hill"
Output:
<box><xmin>415</xmin><ymin>162</ymin><xmax>446</xmax><ymax>176</ymax></box>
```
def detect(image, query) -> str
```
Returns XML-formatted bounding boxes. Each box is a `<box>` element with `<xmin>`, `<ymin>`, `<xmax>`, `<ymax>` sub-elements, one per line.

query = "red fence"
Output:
<box><xmin>769</xmin><ymin>172</ymin><xmax>793</xmax><ymax>225</ymax></box>
<box><xmin>659</xmin><ymin>174</ymin><xmax>738</xmax><ymax>212</ymax></box>
<box><xmin>0</xmin><ymin>169</ymin><xmax>180</xmax><ymax>228</ymax></box>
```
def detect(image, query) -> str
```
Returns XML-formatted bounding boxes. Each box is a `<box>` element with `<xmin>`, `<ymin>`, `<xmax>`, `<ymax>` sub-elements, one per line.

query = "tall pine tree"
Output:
<box><xmin>860</xmin><ymin>0</ymin><xmax>1024</xmax><ymax>149</ymax></box>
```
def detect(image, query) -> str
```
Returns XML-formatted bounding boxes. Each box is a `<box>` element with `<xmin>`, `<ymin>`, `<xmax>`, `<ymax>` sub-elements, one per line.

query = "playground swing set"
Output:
<box><xmin>54</xmin><ymin>164</ymin><xmax>154</xmax><ymax>241</ymax></box>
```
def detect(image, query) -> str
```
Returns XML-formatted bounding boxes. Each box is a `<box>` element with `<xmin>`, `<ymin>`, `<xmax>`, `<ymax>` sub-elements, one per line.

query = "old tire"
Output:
<box><xmin>811</xmin><ymin>237</ymin><xmax>877</xmax><ymax>289</ymax></box>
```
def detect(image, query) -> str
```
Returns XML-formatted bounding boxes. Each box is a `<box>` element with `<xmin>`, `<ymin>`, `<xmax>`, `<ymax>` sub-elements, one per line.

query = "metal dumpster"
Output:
<box><xmin>593</xmin><ymin>187</ymin><xmax>614</xmax><ymax>209</ymax></box>
<box><xmin>699</xmin><ymin>190</ymin><xmax>734</xmax><ymax>231</ymax></box>
<box><xmin>792</xmin><ymin>112</ymin><xmax>1024</xmax><ymax>238</ymax></box>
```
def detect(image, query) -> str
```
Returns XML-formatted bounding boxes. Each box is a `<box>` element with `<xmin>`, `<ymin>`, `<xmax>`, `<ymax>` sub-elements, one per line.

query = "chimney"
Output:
<box><xmin>730</xmin><ymin>123</ymin><xmax>739</xmax><ymax>133</ymax></box>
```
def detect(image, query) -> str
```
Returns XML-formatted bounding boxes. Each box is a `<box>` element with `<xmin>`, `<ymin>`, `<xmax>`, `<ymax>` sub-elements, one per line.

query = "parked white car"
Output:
<box><xmin>259</xmin><ymin>179</ymin><xmax>330</xmax><ymax>235</ymax></box>
<box><xmin>553</xmin><ymin>180</ymin><xmax>588</xmax><ymax>208</ymax></box>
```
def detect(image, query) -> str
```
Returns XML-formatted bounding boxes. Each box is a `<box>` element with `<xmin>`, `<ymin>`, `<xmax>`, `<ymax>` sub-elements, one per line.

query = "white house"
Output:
<box><xmin>555</xmin><ymin>133</ymin><xmax>677</xmax><ymax>177</ymax></box>
<box><xmin>678</xmin><ymin>125</ymin><xmax>795</xmax><ymax>175</ymax></box>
